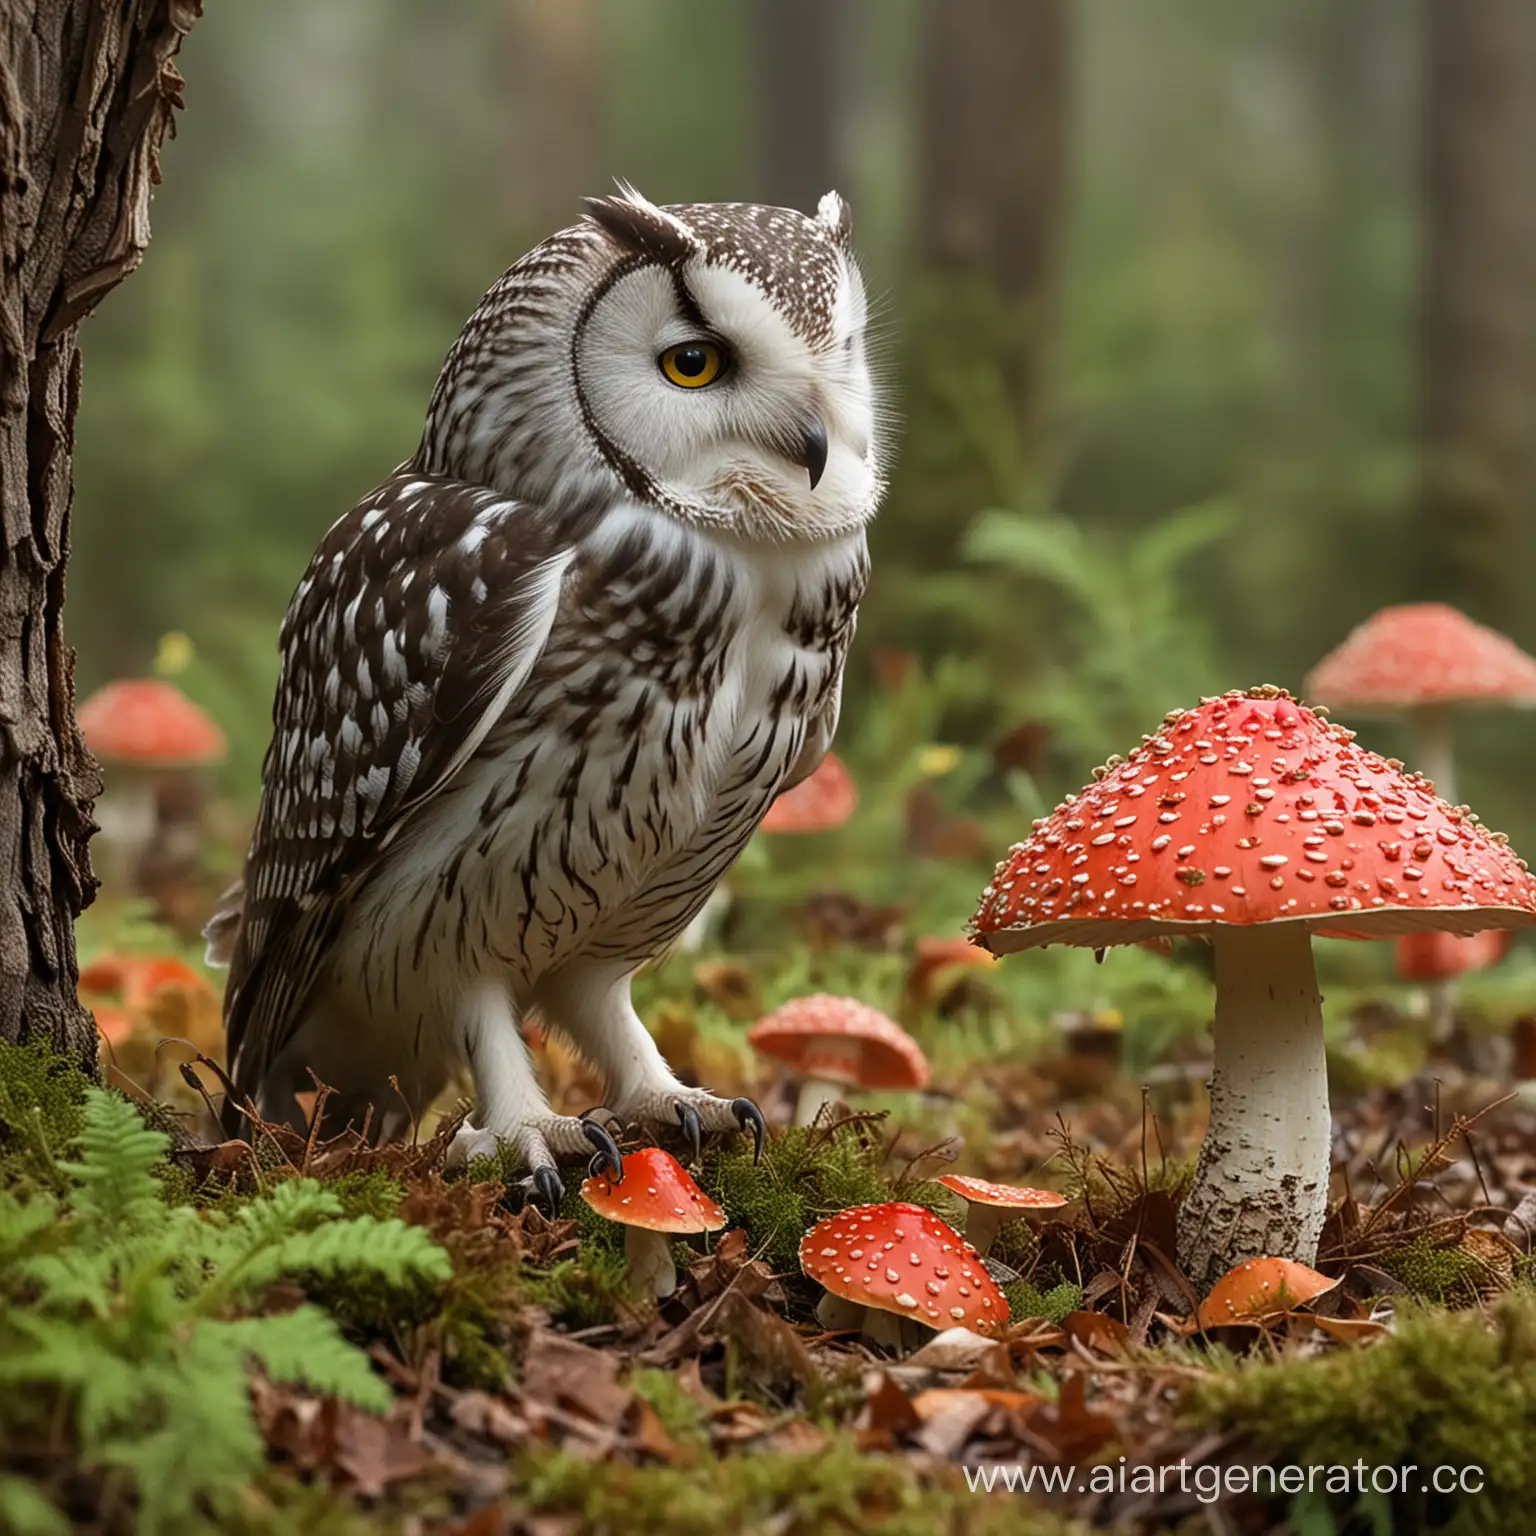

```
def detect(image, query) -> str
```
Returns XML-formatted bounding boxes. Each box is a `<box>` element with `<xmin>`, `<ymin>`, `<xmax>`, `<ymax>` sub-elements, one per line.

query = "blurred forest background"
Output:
<box><xmin>67</xmin><ymin>0</ymin><xmax>1536</xmax><ymax>913</ymax></box>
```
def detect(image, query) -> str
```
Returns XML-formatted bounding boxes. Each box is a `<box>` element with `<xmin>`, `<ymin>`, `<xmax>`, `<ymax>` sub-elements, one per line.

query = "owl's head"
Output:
<box><xmin>418</xmin><ymin>188</ymin><xmax>883</xmax><ymax>542</ymax></box>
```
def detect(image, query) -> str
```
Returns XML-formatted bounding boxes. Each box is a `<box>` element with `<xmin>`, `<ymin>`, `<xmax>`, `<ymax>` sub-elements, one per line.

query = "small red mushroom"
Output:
<box><xmin>77</xmin><ymin>679</ymin><xmax>226</xmax><ymax>883</ymax></box>
<box><xmin>580</xmin><ymin>1146</ymin><xmax>727</xmax><ymax>1299</ymax></box>
<box><xmin>760</xmin><ymin>753</ymin><xmax>857</xmax><ymax>834</ymax></box>
<box><xmin>1196</xmin><ymin>1257</ymin><xmax>1339</xmax><ymax>1330</ymax></box>
<box><xmin>1309</xmin><ymin>605</ymin><xmax>1536</xmax><ymax>1034</ymax></box>
<box><xmin>799</xmin><ymin>1201</ymin><xmax>1007</xmax><ymax>1351</ymax></box>
<box><xmin>1395</xmin><ymin>928</ymin><xmax>1509</xmax><ymax>985</ymax></box>
<box><xmin>934</xmin><ymin>1174</ymin><xmax>1067</xmax><ymax>1255</ymax></box>
<box><xmin>748</xmin><ymin>995</ymin><xmax>930</xmax><ymax>1126</ymax></box>
<box><xmin>1306</xmin><ymin>602</ymin><xmax>1536</xmax><ymax>803</ymax></box>
<box><xmin>970</xmin><ymin>687</ymin><xmax>1536</xmax><ymax>1287</ymax></box>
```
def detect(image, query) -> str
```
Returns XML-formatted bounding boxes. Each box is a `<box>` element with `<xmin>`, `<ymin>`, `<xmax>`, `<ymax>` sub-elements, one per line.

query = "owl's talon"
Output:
<box><xmin>531</xmin><ymin>1164</ymin><xmax>565</xmax><ymax>1215</ymax></box>
<box><xmin>733</xmin><ymin>1098</ymin><xmax>766</xmax><ymax>1163</ymax></box>
<box><xmin>676</xmin><ymin>1102</ymin><xmax>703</xmax><ymax>1164</ymax></box>
<box><xmin>583</xmin><ymin>1119</ymin><xmax>623</xmax><ymax>1183</ymax></box>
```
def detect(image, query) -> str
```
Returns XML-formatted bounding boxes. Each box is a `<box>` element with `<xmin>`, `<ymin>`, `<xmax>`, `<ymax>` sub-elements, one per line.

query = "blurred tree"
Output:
<box><xmin>753</xmin><ymin>0</ymin><xmax>852</xmax><ymax>211</ymax></box>
<box><xmin>861</xmin><ymin>0</ymin><xmax>1070</xmax><ymax>725</ymax></box>
<box><xmin>0</xmin><ymin>1</ymin><xmax>201</xmax><ymax>1064</ymax></box>
<box><xmin>505</xmin><ymin>0</ymin><xmax>603</xmax><ymax>236</ymax></box>
<box><xmin>1421</xmin><ymin>0</ymin><xmax>1536</xmax><ymax>642</ymax></box>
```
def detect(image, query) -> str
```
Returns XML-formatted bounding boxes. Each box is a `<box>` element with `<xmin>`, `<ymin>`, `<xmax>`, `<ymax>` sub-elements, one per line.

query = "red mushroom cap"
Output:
<box><xmin>747</xmin><ymin>995</ymin><xmax>930</xmax><ymax>1090</ymax></box>
<box><xmin>1196</xmin><ymin>1256</ymin><xmax>1340</xmax><ymax>1328</ymax></box>
<box><xmin>799</xmin><ymin>1201</ymin><xmax>1008</xmax><ymax>1336</ymax></box>
<box><xmin>1395</xmin><ymin>927</ymin><xmax>1510</xmax><ymax>983</ymax></box>
<box><xmin>78</xmin><ymin>679</ymin><xmax>226</xmax><ymax>768</ymax></box>
<box><xmin>1307</xmin><ymin>603</ymin><xmax>1536</xmax><ymax>711</ymax></box>
<box><xmin>579</xmin><ymin>1146</ymin><xmax>727</xmax><ymax>1234</ymax></box>
<box><xmin>970</xmin><ymin>688</ymin><xmax>1536</xmax><ymax>953</ymax></box>
<box><xmin>760</xmin><ymin>753</ymin><xmax>857</xmax><ymax>834</ymax></box>
<box><xmin>935</xmin><ymin>1174</ymin><xmax>1067</xmax><ymax>1211</ymax></box>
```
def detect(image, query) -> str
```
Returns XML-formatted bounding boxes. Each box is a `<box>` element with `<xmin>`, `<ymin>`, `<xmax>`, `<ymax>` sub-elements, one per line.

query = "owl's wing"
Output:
<box><xmin>221</xmin><ymin>471</ymin><xmax>581</xmax><ymax>1110</ymax></box>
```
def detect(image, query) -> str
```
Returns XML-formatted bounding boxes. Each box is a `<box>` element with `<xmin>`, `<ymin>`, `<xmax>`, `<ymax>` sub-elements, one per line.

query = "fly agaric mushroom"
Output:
<box><xmin>1395</xmin><ymin>928</ymin><xmax>1509</xmax><ymax>985</ymax></box>
<box><xmin>760</xmin><ymin>753</ymin><xmax>857</xmax><ymax>834</ymax></box>
<box><xmin>1306</xmin><ymin>602</ymin><xmax>1536</xmax><ymax>804</ymax></box>
<box><xmin>1196</xmin><ymin>1256</ymin><xmax>1339</xmax><ymax>1329</ymax></box>
<box><xmin>970</xmin><ymin>686</ymin><xmax>1536</xmax><ymax>1287</ymax></box>
<box><xmin>1308</xmin><ymin>605</ymin><xmax>1536</xmax><ymax>1034</ymax></box>
<box><xmin>799</xmin><ymin>1201</ymin><xmax>1007</xmax><ymax>1350</ymax></box>
<box><xmin>580</xmin><ymin>1146</ymin><xmax>726</xmax><ymax>1299</ymax></box>
<box><xmin>77</xmin><ymin>679</ymin><xmax>226</xmax><ymax>884</ymax></box>
<box><xmin>934</xmin><ymin>1174</ymin><xmax>1067</xmax><ymax>1255</ymax></box>
<box><xmin>748</xmin><ymin>995</ymin><xmax>930</xmax><ymax>1126</ymax></box>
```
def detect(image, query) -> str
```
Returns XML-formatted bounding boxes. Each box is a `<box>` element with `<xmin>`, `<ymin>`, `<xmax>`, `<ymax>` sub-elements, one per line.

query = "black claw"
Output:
<box><xmin>532</xmin><ymin>1164</ymin><xmax>565</xmax><ymax>1215</ymax></box>
<box><xmin>733</xmin><ymin>1098</ymin><xmax>767</xmax><ymax>1163</ymax></box>
<box><xmin>676</xmin><ymin>1102</ymin><xmax>703</xmax><ymax>1164</ymax></box>
<box><xmin>583</xmin><ymin>1119</ymin><xmax>623</xmax><ymax>1183</ymax></box>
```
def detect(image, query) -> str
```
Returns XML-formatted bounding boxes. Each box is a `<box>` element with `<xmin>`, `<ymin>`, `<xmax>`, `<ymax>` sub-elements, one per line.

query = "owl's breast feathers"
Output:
<box><xmin>223</xmin><ymin>473</ymin><xmax>867</xmax><ymax>1102</ymax></box>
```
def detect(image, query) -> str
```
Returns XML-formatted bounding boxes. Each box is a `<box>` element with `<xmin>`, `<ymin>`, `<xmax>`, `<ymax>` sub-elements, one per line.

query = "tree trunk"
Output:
<box><xmin>752</xmin><ymin>0</ymin><xmax>851</xmax><ymax>213</ymax></box>
<box><xmin>0</xmin><ymin>2</ymin><xmax>200</xmax><ymax>1064</ymax></box>
<box><xmin>504</xmin><ymin>0</ymin><xmax>601</xmax><ymax>238</ymax></box>
<box><xmin>1421</xmin><ymin>0</ymin><xmax>1536</xmax><ymax>640</ymax></box>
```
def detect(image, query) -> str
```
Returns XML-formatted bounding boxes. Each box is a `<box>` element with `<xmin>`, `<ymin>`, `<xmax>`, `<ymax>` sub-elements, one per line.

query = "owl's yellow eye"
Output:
<box><xmin>660</xmin><ymin>341</ymin><xmax>726</xmax><ymax>389</ymax></box>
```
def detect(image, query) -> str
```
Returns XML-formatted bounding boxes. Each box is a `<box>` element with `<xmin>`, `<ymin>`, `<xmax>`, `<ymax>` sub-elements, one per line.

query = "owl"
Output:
<box><xmin>206</xmin><ymin>188</ymin><xmax>883</xmax><ymax>1203</ymax></box>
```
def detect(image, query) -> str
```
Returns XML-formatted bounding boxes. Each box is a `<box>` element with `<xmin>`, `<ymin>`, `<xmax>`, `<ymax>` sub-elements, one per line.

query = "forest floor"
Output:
<box><xmin>5</xmin><ymin>909</ymin><xmax>1536</xmax><ymax>1536</ymax></box>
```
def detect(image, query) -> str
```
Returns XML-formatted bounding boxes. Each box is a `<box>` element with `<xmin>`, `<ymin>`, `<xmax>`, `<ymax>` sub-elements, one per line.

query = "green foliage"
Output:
<box><xmin>701</xmin><ymin>1121</ymin><xmax>945</xmax><ymax>1278</ymax></box>
<box><xmin>0</xmin><ymin>1089</ymin><xmax>451</xmax><ymax>1535</ymax></box>
<box><xmin>1378</xmin><ymin>1236</ymin><xmax>1488</xmax><ymax>1308</ymax></box>
<box><xmin>1005</xmin><ymin>1279</ymin><xmax>1083</xmax><ymax>1326</ymax></box>
<box><xmin>629</xmin><ymin>1367</ymin><xmax>711</xmax><ymax>1449</ymax></box>
<box><xmin>963</xmin><ymin>498</ymin><xmax>1233</xmax><ymax>775</ymax></box>
<box><xmin>516</xmin><ymin>1437</ymin><xmax>1084</xmax><ymax>1536</ymax></box>
<box><xmin>0</xmin><ymin>1039</ymin><xmax>93</xmax><ymax>1193</ymax></box>
<box><xmin>1189</xmin><ymin>1293</ymin><xmax>1536</xmax><ymax>1533</ymax></box>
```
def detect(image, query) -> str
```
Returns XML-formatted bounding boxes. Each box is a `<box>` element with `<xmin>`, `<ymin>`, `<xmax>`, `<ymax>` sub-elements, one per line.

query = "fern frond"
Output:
<box><xmin>0</xmin><ymin>1189</ymin><xmax>59</xmax><ymax>1273</ymax></box>
<box><xmin>0</xmin><ymin>1475</ymin><xmax>69</xmax><ymax>1536</ymax></box>
<box><xmin>214</xmin><ymin>1306</ymin><xmax>392</xmax><ymax>1412</ymax></box>
<box><xmin>57</xmin><ymin>1092</ymin><xmax>168</xmax><ymax>1230</ymax></box>
<box><xmin>276</xmin><ymin>1213</ymin><xmax>452</xmax><ymax>1285</ymax></box>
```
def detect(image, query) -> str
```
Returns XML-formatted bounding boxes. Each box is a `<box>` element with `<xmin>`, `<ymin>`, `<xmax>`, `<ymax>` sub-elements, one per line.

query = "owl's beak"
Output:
<box><xmin>793</xmin><ymin>417</ymin><xmax>829</xmax><ymax>490</ymax></box>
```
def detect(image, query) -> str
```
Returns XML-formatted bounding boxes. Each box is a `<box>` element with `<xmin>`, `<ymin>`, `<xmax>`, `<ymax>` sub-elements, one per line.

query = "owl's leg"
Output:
<box><xmin>543</xmin><ymin>966</ymin><xmax>765</xmax><ymax>1161</ymax></box>
<box><xmin>445</xmin><ymin>980</ymin><xmax>621</xmax><ymax>1206</ymax></box>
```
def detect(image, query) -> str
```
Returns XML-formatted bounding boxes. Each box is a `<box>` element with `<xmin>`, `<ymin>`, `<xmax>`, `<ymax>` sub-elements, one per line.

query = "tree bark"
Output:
<box><xmin>0</xmin><ymin>1</ymin><xmax>200</xmax><ymax>1063</ymax></box>
<box><xmin>1421</xmin><ymin>0</ymin><xmax>1536</xmax><ymax>640</ymax></box>
<box><xmin>752</xmin><ymin>0</ymin><xmax>851</xmax><ymax>213</ymax></box>
<box><xmin>504</xmin><ymin>0</ymin><xmax>601</xmax><ymax>238</ymax></box>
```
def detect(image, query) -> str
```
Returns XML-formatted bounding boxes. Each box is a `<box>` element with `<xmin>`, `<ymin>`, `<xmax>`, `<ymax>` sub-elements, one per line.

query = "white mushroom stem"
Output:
<box><xmin>814</xmin><ymin>1291</ymin><xmax>920</xmax><ymax>1352</ymax></box>
<box><xmin>624</xmin><ymin>1226</ymin><xmax>678</xmax><ymax>1299</ymax></box>
<box><xmin>958</xmin><ymin>1203</ymin><xmax>1008</xmax><ymax>1256</ymax></box>
<box><xmin>1409</xmin><ymin>706</ymin><xmax>1460</xmax><ymax>1040</ymax></box>
<box><xmin>793</xmin><ymin>1077</ymin><xmax>846</xmax><ymax>1126</ymax></box>
<box><xmin>1410</xmin><ymin>703</ymin><xmax>1457</xmax><ymax>805</ymax></box>
<box><xmin>793</xmin><ymin>1039</ymin><xmax>864</xmax><ymax>1126</ymax></box>
<box><xmin>1176</xmin><ymin>923</ymin><xmax>1332</xmax><ymax>1289</ymax></box>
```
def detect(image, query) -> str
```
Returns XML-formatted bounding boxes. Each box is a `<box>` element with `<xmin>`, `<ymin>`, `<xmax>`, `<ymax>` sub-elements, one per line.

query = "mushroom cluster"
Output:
<box><xmin>970</xmin><ymin>687</ymin><xmax>1536</xmax><ymax>1286</ymax></box>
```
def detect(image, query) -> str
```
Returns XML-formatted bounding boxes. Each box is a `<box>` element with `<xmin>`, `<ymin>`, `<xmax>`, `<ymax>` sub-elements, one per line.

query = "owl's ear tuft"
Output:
<box><xmin>585</xmin><ymin>186</ymin><xmax>697</xmax><ymax>266</ymax></box>
<box><xmin>816</xmin><ymin>191</ymin><xmax>854</xmax><ymax>251</ymax></box>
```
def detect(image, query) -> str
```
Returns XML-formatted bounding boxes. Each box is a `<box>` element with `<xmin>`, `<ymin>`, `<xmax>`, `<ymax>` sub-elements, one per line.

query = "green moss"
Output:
<box><xmin>323</xmin><ymin>1169</ymin><xmax>406</xmax><ymax>1222</ymax></box>
<box><xmin>629</xmin><ymin>1367</ymin><xmax>710</xmax><ymax>1449</ymax></box>
<box><xmin>1187</xmin><ymin>1293</ymin><xmax>1536</xmax><ymax>1533</ymax></box>
<box><xmin>699</xmin><ymin>1121</ymin><xmax>945</xmax><ymax>1278</ymax></box>
<box><xmin>522</xmin><ymin>1244</ymin><xmax>636</xmax><ymax>1333</ymax></box>
<box><xmin>515</xmin><ymin>1437</ymin><xmax>1085</xmax><ymax>1536</ymax></box>
<box><xmin>1005</xmin><ymin>1279</ymin><xmax>1082</xmax><ymax>1325</ymax></box>
<box><xmin>0</xmin><ymin>1039</ymin><xmax>92</xmax><ymax>1192</ymax></box>
<box><xmin>1379</xmin><ymin>1235</ymin><xmax>1488</xmax><ymax>1307</ymax></box>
